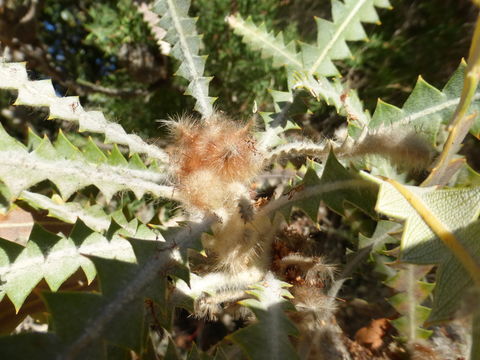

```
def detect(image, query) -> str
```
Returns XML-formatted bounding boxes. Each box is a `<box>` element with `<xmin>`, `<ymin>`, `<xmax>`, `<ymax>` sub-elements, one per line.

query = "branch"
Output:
<box><xmin>18</xmin><ymin>0</ymin><xmax>42</xmax><ymax>25</ymax></box>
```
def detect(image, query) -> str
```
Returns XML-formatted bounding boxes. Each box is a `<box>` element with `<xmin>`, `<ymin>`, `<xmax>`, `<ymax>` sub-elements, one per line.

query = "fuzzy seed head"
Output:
<box><xmin>166</xmin><ymin>113</ymin><xmax>263</xmax><ymax>213</ymax></box>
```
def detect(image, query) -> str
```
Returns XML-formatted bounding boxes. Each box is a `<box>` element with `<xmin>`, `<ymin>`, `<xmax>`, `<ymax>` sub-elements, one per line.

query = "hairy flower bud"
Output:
<box><xmin>165</xmin><ymin>113</ymin><xmax>263</xmax><ymax>214</ymax></box>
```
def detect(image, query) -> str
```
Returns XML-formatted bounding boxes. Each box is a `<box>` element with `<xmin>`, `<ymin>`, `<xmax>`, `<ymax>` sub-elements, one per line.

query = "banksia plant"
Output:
<box><xmin>0</xmin><ymin>0</ymin><xmax>479</xmax><ymax>359</ymax></box>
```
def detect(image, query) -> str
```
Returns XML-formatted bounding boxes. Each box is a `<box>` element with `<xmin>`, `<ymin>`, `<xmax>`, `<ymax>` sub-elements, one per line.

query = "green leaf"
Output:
<box><xmin>0</xmin><ymin>238</ymin><xmax>24</xmax><ymax>303</ymax></box>
<box><xmin>427</xmin><ymin>222</ymin><xmax>480</xmax><ymax>323</ymax></box>
<box><xmin>267</xmin><ymin>68</ymin><xmax>478</xmax><ymax>174</ymax></box>
<box><xmin>369</xmin><ymin>63</ymin><xmax>480</xmax><ymax>146</ymax></box>
<box><xmin>0</xmin><ymin>62</ymin><xmax>168</xmax><ymax>163</ymax></box>
<box><xmin>0</xmin><ymin>217</ymin><xmax>212</xmax><ymax>358</ymax></box>
<box><xmin>227</xmin><ymin>13</ymin><xmax>371</xmax><ymax>130</ymax></box>
<box><xmin>152</xmin><ymin>0</ymin><xmax>215</xmax><ymax>117</ymax></box>
<box><xmin>257</xmin><ymin>111</ymin><xmax>301</xmax><ymax>149</ymax></box>
<box><xmin>297</xmin><ymin>167</ymin><xmax>323</xmax><ymax>220</ymax></box>
<box><xmin>455</xmin><ymin>162</ymin><xmax>480</xmax><ymax>187</ymax></box>
<box><xmin>385</xmin><ymin>264</ymin><xmax>434</xmax><ymax>341</ymax></box>
<box><xmin>163</xmin><ymin>338</ymin><xmax>181</xmax><ymax>360</ymax></box>
<box><xmin>272</xmin><ymin>63</ymin><xmax>480</xmax><ymax>180</ymax></box>
<box><xmin>20</xmin><ymin>191</ymin><xmax>110</xmax><ymax>232</ymax></box>
<box><xmin>1</xmin><ymin>225</ymin><xmax>58</xmax><ymax>311</ymax></box>
<box><xmin>292</xmin><ymin>73</ymin><xmax>370</xmax><ymax>128</ymax></box>
<box><xmin>390</xmin><ymin>312</ymin><xmax>433</xmax><ymax>340</ymax></box>
<box><xmin>0</xmin><ymin>124</ymin><xmax>172</xmax><ymax>202</ymax></box>
<box><xmin>83</xmin><ymin>137</ymin><xmax>108</xmax><ymax>163</ymax></box>
<box><xmin>129</xmin><ymin>153</ymin><xmax>148</xmax><ymax>170</ymax></box>
<box><xmin>228</xmin><ymin>273</ymin><xmax>299</xmax><ymax>360</ymax></box>
<box><xmin>53</xmin><ymin>130</ymin><xmax>83</xmax><ymax>160</ymax></box>
<box><xmin>320</xmin><ymin>152</ymin><xmax>377</xmax><ymax>218</ymax></box>
<box><xmin>262</xmin><ymin>152</ymin><xmax>378</xmax><ymax>221</ymax></box>
<box><xmin>44</xmin><ymin>258</ymin><xmax>151</xmax><ymax>353</ymax></box>
<box><xmin>358</xmin><ymin>220</ymin><xmax>399</xmax><ymax>252</ymax></box>
<box><xmin>301</xmin><ymin>0</ymin><xmax>391</xmax><ymax>76</ymax></box>
<box><xmin>108</xmin><ymin>145</ymin><xmax>129</xmax><ymax>166</ymax></box>
<box><xmin>0</xmin><ymin>220</ymin><xmax>136</xmax><ymax>311</ymax></box>
<box><xmin>227</xmin><ymin>15</ymin><xmax>302</xmax><ymax>70</ymax></box>
<box><xmin>44</xmin><ymin>218</ymin><xmax>212</xmax><ymax>359</ymax></box>
<box><xmin>0</xmin><ymin>333</ymin><xmax>60</xmax><ymax>360</ymax></box>
<box><xmin>422</xmin><ymin>24</ymin><xmax>480</xmax><ymax>185</ymax></box>
<box><xmin>375</xmin><ymin>180</ymin><xmax>480</xmax><ymax>263</ymax></box>
<box><xmin>27</xmin><ymin>128</ymin><xmax>43</xmax><ymax>150</ymax></box>
<box><xmin>373</xmin><ymin>176</ymin><xmax>480</xmax><ymax>323</ymax></box>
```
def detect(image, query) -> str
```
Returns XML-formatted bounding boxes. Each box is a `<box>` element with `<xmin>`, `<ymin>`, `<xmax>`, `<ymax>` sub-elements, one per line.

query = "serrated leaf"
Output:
<box><xmin>297</xmin><ymin>167</ymin><xmax>322</xmax><ymax>220</ymax></box>
<box><xmin>320</xmin><ymin>152</ymin><xmax>377</xmax><ymax>218</ymax></box>
<box><xmin>20</xmin><ymin>191</ymin><xmax>110</xmax><ymax>232</ymax></box>
<box><xmin>27</xmin><ymin>128</ymin><xmax>43</xmax><ymax>150</ymax></box>
<box><xmin>227</xmin><ymin>15</ymin><xmax>302</xmax><ymax>70</ymax></box>
<box><xmin>369</xmin><ymin>63</ymin><xmax>480</xmax><ymax>147</ymax></box>
<box><xmin>129</xmin><ymin>153</ymin><xmax>148</xmax><ymax>170</ymax></box>
<box><xmin>175</xmin><ymin>268</ymin><xmax>263</xmax><ymax>307</ymax></box>
<box><xmin>0</xmin><ymin>124</ymin><xmax>172</xmax><ymax>202</ymax></box>
<box><xmin>422</xmin><ymin>25</ymin><xmax>480</xmax><ymax>185</ymax></box>
<box><xmin>390</xmin><ymin>313</ymin><xmax>433</xmax><ymax>340</ymax></box>
<box><xmin>137</xmin><ymin>3</ymin><xmax>171</xmax><ymax>55</ymax></box>
<box><xmin>358</xmin><ymin>220</ymin><xmax>400</xmax><ymax>252</ymax></box>
<box><xmin>264</xmin><ymin>152</ymin><xmax>378</xmax><ymax>222</ymax></box>
<box><xmin>257</xmin><ymin>111</ymin><xmax>301</xmax><ymax>150</ymax></box>
<box><xmin>302</xmin><ymin>0</ymin><xmax>390</xmax><ymax>76</ymax></box>
<box><xmin>0</xmin><ymin>62</ymin><xmax>168</xmax><ymax>162</ymax></box>
<box><xmin>0</xmin><ymin>220</ymin><xmax>136</xmax><ymax>310</ymax></box>
<box><xmin>152</xmin><ymin>0</ymin><xmax>215</xmax><ymax>117</ymax></box>
<box><xmin>0</xmin><ymin>238</ymin><xmax>24</xmax><ymax>303</ymax></box>
<box><xmin>385</xmin><ymin>265</ymin><xmax>434</xmax><ymax>299</ymax></box>
<box><xmin>39</xmin><ymin>217</ymin><xmax>213</xmax><ymax>359</ymax></box>
<box><xmin>227</xmin><ymin>10</ymin><xmax>377</xmax><ymax>134</ymax></box>
<box><xmin>228</xmin><ymin>273</ymin><xmax>299</xmax><ymax>360</ymax></box>
<box><xmin>373</xmin><ymin>176</ymin><xmax>480</xmax><ymax>323</ymax></box>
<box><xmin>0</xmin><ymin>217</ymin><xmax>211</xmax><ymax>358</ymax></box>
<box><xmin>385</xmin><ymin>264</ymin><xmax>434</xmax><ymax>341</ymax></box>
<box><xmin>108</xmin><ymin>145</ymin><xmax>129</xmax><ymax>166</ymax></box>
<box><xmin>292</xmin><ymin>73</ymin><xmax>370</xmax><ymax>128</ymax></box>
<box><xmin>54</xmin><ymin>130</ymin><xmax>83</xmax><ymax>160</ymax></box>
<box><xmin>70</xmin><ymin>257</ymin><xmax>149</xmax><ymax>351</ymax></box>
<box><xmin>2</xmin><ymin>225</ymin><xmax>57</xmax><ymax>311</ymax></box>
<box><xmin>83</xmin><ymin>137</ymin><xmax>108</xmax><ymax>163</ymax></box>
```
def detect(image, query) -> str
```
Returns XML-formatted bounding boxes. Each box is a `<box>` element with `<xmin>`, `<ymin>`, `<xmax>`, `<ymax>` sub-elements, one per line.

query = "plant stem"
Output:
<box><xmin>422</xmin><ymin>13</ymin><xmax>480</xmax><ymax>186</ymax></box>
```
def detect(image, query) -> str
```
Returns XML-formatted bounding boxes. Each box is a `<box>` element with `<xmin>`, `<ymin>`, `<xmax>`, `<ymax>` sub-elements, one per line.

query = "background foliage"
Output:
<box><xmin>0</xmin><ymin>0</ymin><xmax>479</xmax><ymax>359</ymax></box>
<box><xmin>0</xmin><ymin>0</ymin><xmax>476</xmax><ymax>137</ymax></box>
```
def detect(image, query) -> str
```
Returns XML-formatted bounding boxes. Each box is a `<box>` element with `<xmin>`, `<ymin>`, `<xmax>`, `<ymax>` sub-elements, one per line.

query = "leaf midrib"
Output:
<box><xmin>167</xmin><ymin>0</ymin><xmax>212</xmax><ymax>116</ymax></box>
<box><xmin>229</xmin><ymin>16</ymin><xmax>302</xmax><ymax>69</ymax></box>
<box><xmin>308</xmin><ymin>0</ymin><xmax>368</xmax><ymax>75</ymax></box>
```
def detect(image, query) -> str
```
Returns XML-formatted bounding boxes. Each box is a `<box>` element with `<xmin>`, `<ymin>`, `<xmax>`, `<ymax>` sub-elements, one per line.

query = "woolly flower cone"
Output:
<box><xmin>166</xmin><ymin>113</ymin><xmax>264</xmax><ymax>217</ymax></box>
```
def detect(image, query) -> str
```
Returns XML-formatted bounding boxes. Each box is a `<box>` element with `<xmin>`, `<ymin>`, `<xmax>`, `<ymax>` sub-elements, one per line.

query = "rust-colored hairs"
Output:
<box><xmin>165</xmin><ymin>113</ymin><xmax>263</xmax><ymax>213</ymax></box>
